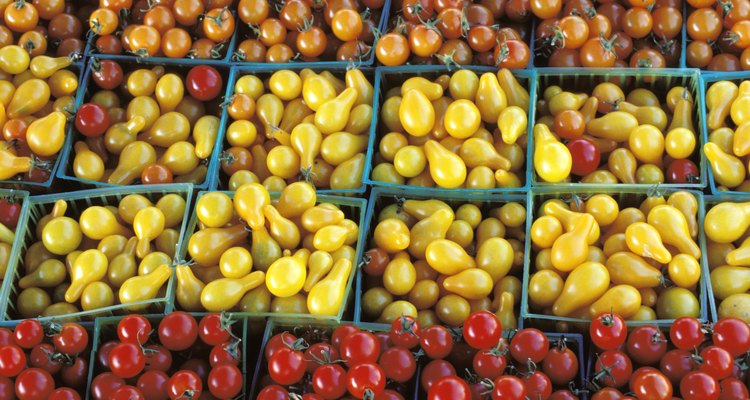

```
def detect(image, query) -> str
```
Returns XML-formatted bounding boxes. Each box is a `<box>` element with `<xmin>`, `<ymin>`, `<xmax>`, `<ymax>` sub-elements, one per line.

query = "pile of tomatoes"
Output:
<box><xmin>534</xmin><ymin>80</ymin><xmax>700</xmax><ymax>185</ymax></box>
<box><xmin>234</xmin><ymin>0</ymin><xmax>385</xmax><ymax>62</ymax></box>
<box><xmin>0</xmin><ymin>0</ymin><xmax>86</xmax><ymax>57</ymax></box>
<box><xmin>686</xmin><ymin>0</ymin><xmax>750</xmax><ymax>70</ymax></box>
<box><xmin>704</xmin><ymin>79</ymin><xmax>750</xmax><ymax>191</ymax></box>
<box><xmin>91</xmin><ymin>313</ymin><xmax>245</xmax><ymax>400</ymax></box>
<box><xmin>89</xmin><ymin>0</ymin><xmax>234</xmax><ymax>60</ymax></box>
<box><xmin>182</xmin><ymin>182</ymin><xmax>361</xmax><ymax>316</ymax></box>
<box><xmin>0</xmin><ymin>193</ymin><xmax>22</xmax><ymax>282</ymax></box>
<box><xmin>0</xmin><ymin>319</ymin><xmax>90</xmax><ymax>399</ymax></box>
<box><xmin>528</xmin><ymin>190</ymin><xmax>703</xmax><ymax>323</ymax></box>
<box><xmin>256</xmin><ymin>321</ymin><xmax>416</xmax><ymax>399</ymax></box>
<box><xmin>10</xmin><ymin>189</ymin><xmax>188</xmax><ymax>320</ymax></box>
<box><xmin>361</xmin><ymin>195</ymin><xmax>525</xmax><ymax>328</ymax></box>
<box><xmin>588</xmin><ymin>313</ymin><xmax>750</xmax><ymax>399</ymax></box>
<box><xmin>217</xmin><ymin>68</ymin><xmax>373</xmax><ymax>192</ymax></box>
<box><xmin>376</xmin><ymin>0</ymin><xmax>532</xmax><ymax>67</ymax></box>
<box><xmin>0</xmin><ymin>51</ymin><xmax>79</xmax><ymax>183</ymax></box>
<box><xmin>534</xmin><ymin>0</ymin><xmax>682</xmax><ymax>68</ymax></box>
<box><xmin>373</xmin><ymin>69</ymin><xmax>529</xmax><ymax>189</ymax></box>
<box><xmin>69</xmin><ymin>59</ymin><xmax>224</xmax><ymax>186</ymax></box>
<box><xmin>704</xmin><ymin>199</ymin><xmax>750</xmax><ymax>324</ymax></box>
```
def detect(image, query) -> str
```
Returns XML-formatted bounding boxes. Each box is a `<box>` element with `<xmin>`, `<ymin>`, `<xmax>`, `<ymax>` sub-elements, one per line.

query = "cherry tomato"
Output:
<box><xmin>61</xmin><ymin>357</ymin><xmax>87</xmax><ymax>390</ymax></box>
<box><xmin>305</xmin><ymin>342</ymin><xmax>339</xmax><ymax>373</ymax></box>
<box><xmin>198</xmin><ymin>314</ymin><xmax>233</xmax><ymax>346</ymax></box>
<box><xmin>667</xmin><ymin>159</ymin><xmax>699</xmax><ymax>184</ymax></box>
<box><xmin>144</xmin><ymin>344</ymin><xmax>172</xmax><ymax>372</ymax></box>
<box><xmin>75</xmin><ymin>103</ymin><xmax>110</xmax><ymax>138</ymax></box>
<box><xmin>473</xmin><ymin>349</ymin><xmax>507</xmax><ymax>379</ymax></box>
<box><xmin>109</xmin><ymin>342</ymin><xmax>146</xmax><ymax>378</ymax></box>
<box><xmin>341</xmin><ymin>331</ymin><xmax>381</xmax><ymax>366</ymax></box>
<box><xmin>269</xmin><ymin>347</ymin><xmax>306</xmax><ymax>385</ymax></box>
<box><xmin>0</xmin><ymin>344</ymin><xmax>26</xmax><ymax>378</ymax></box>
<box><xmin>137</xmin><ymin>370</ymin><xmax>169</xmax><ymax>400</ymax></box>
<box><xmin>390</xmin><ymin>315</ymin><xmax>421</xmax><ymax>349</ymax></box>
<box><xmin>670</xmin><ymin>317</ymin><xmax>705</xmax><ymax>350</ymax></box>
<box><xmin>312</xmin><ymin>363</ymin><xmax>347</xmax><ymax>398</ymax></box>
<box><xmin>630</xmin><ymin>369</ymin><xmax>673</xmax><ymax>400</ymax></box>
<box><xmin>118</xmin><ymin>315</ymin><xmax>152</xmax><ymax>345</ymax></box>
<box><xmin>264</xmin><ymin>332</ymin><xmax>297</xmax><ymax>360</ymax></box>
<box><xmin>378</xmin><ymin>346</ymin><xmax>417</xmax><ymax>383</ymax></box>
<box><xmin>492</xmin><ymin>375</ymin><xmax>527</xmax><ymax>400</ymax></box>
<box><xmin>141</xmin><ymin>164</ymin><xmax>173</xmax><ymax>184</ymax></box>
<box><xmin>49</xmin><ymin>387</ymin><xmax>81</xmax><ymax>400</ymax></box>
<box><xmin>207</xmin><ymin>363</ymin><xmax>242</xmax><ymax>399</ymax></box>
<box><xmin>463</xmin><ymin>311</ymin><xmax>502</xmax><ymax>350</ymax></box>
<box><xmin>428</xmin><ymin>376</ymin><xmax>472</xmax><ymax>400</ymax></box>
<box><xmin>510</xmin><ymin>328</ymin><xmax>549</xmax><ymax>363</ymax></box>
<box><xmin>421</xmin><ymin>359</ymin><xmax>457</xmax><ymax>391</ymax></box>
<box><xmin>626</xmin><ymin>325</ymin><xmax>667</xmax><ymax>366</ymax></box>
<box><xmin>167</xmin><ymin>370</ymin><xmax>202</xmax><ymax>400</ymax></box>
<box><xmin>257</xmin><ymin>385</ymin><xmax>288</xmax><ymax>400</ymax></box>
<box><xmin>0</xmin><ymin>198</ymin><xmax>21</xmax><ymax>230</ymax></box>
<box><xmin>14</xmin><ymin>320</ymin><xmax>43</xmax><ymax>350</ymax></box>
<box><xmin>29</xmin><ymin>344</ymin><xmax>62</xmax><ymax>374</ymax></box>
<box><xmin>542</xmin><ymin>342</ymin><xmax>579</xmax><ymax>386</ymax></box>
<box><xmin>332</xmin><ymin>324</ymin><xmax>360</xmax><ymax>349</ymax></box>
<box><xmin>186</xmin><ymin>66</ymin><xmax>223</xmax><ymax>101</ymax></box>
<box><xmin>568</xmin><ymin>138</ymin><xmax>601</xmax><ymax>176</ymax></box>
<box><xmin>712</xmin><ymin>317</ymin><xmax>750</xmax><ymax>357</ymax></box>
<box><xmin>660</xmin><ymin>349</ymin><xmax>695</xmax><ymax>385</ymax></box>
<box><xmin>53</xmin><ymin>323</ymin><xmax>88</xmax><ymax>356</ymax></box>
<box><xmin>346</xmin><ymin>363</ymin><xmax>386</xmax><ymax>398</ymax></box>
<box><xmin>90</xmin><ymin>372</ymin><xmax>125</xmax><ymax>400</ymax></box>
<box><xmin>15</xmin><ymin>368</ymin><xmax>55</xmax><ymax>400</ymax></box>
<box><xmin>593</xmin><ymin>350</ymin><xmax>632</xmax><ymax>388</ymax></box>
<box><xmin>209</xmin><ymin>342</ymin><xmax>240</xmax><ymax>367</ymax></box>
<box><xmin>523</xmin><ymin>371</ymin><xmax>552</xmax><ymax>400</ymax></box>
<box><xmin>91</xmin><ymin>59</ymin><xmax>124</xmax><ymax>90</ymax></box>
<box><xmin>698</xmin><ymin>346</ymin><xmax>733</xmax><ymax>380</ymax></box>
<box><xmin>111</xmin><ymin>386</ymin><xmax>144</xmax><ymax>400</ymax></box>
<box><xmin>158</xmin><ymin>311</ymin><xmax>198</xmax><ymax>351</ymax></box>
<box><xmin>420</xmin><ymin>326</ymin><xmax>454</xmax><ymax>359</ymax></box>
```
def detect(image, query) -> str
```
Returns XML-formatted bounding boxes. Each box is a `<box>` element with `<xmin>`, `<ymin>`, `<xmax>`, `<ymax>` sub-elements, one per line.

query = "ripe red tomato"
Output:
<box><xmin>593</xmin><ymin>350</ymin><xmax>632</xmax><ymax>388</ymax></box>
<box><xmin>118</xmin><ymin>315</ymin><xmax>152</xmax><ymax>345</ymax></box>
<box><xmin>473</xmin><ymin>349</ymin><xmax>507</xmax><ymax>379</ymax></box>
<box><xmin>305</xmin><ymin>342</ymin><xmax>339</xmax><ymax>373</ymax></box>
<box><xmin>264</xmin><ymin>332</ymin><xmax>297</xmax><ymax>360</ymax></box>
<box><xmin>96</xmin><ymin>341</ymin><xmax>118</xmax><ymax>370</ymax></box>
<box><xmin>208</xmin><ymin>363</ymin><xmax>243</xmax><ymax>399</ymax></box>
<box><xmin>49</xmin><ymin>387</ymin><xmax>82</xmax><ymax>400</ymax></box>
<box><xmin>137</xmin><ymin>370</ymin><xmax>169</xmax><ymax>400</ymax></box>
<box><xmin>90</xmin><ymin>372</ymin><xmax>125</xmax><ymax>400</ymax></box>
<box><xmin>29</xmin><ymin>344</ymin><xmax>62</xmax><ymax>374</ymax></box>
<box><xmin>53</xmin><ymin>323</ymin><xmax>88</xmax><ymax>356</ymax></box>
<box><xmin>14</xmin><ymin>320</ymin><xmax>44</xmax><ymax>349</ymax></box>
<box><xmin>659</xmin><ymin>349</ymin><xmax>695</xmax><ymax>385</ymax></box>
<box><xmin>91</xmin><ymin>59</ymin><xmax>124</xmax><ymax>90</ymax></box>
<box><xmin>718</xmin><ymin>377</ymin><xmax>749</xmax><ymax>400</ymax></box>
<box><xmin>670</xmin><ymin>317</ymin><xmax>705</xmax><ymax>350</ymax></box>
<box><xmin>510</xmin><ymin>328</ymin><xmax>549</xmax><ymax>363</ymax></box>
<box><xmin>340</xmin><ymin>331</ymin><xmax>381</xmax><ymax>366</ymax></box>
<box><xmin>428</xmin><ymin>376</ymin><xmax>471</xmax><ymax>400</ymax></box>
<box><xmin>332</xmin><ymin>324</ymin><xmax>360</xmax><ymax>349</ymax></box>
<box><xmin>420</xmin><ymin>359</ymin><xmax>456</xmax><ymax>391</ymax></box>
<box><xmin>111</xmin><ymin>385</ymin><xmax>145</xmax><ymax>400</ymax></box>
<box><xmin>698</xmin><ymin>346</ymin><xmax>733</xmax><ymax>380</ymax></box>
<box><xmin>463</xmin><ymin>311</ymin><xmax>502</xmax><ymax>350</ymax></box>
<box><xmin>712</xmin><ymin>317</ymin><xmax>750</xmax><ymax>357</ymax></box>
<box><xmin>0</xmin><ymin>198</ymin><xmax>22</xmax><ymax>229</ymax></box>
<box><xmin>420</xmin><ymin>326</ymin><xmax>454</xmax><ymax>360</ymax></box>
<box><xmin>0</xmin><ymin>328</ymin><xmax>12</xmax><ymax>346</ymax></box>
<box><xmin>15</xmin><ymin>368</ymin><xmax>55</xmax><ymax>400</ymax></box>
<box><xmin>312</xmin><ymin>363</ymin><xmax>347</xmax><ymax>399</ymax></box>
<box><xmin>167</xmin><ymin>370</ymin><xmax>202</xmax><ymax>400</ymax></box>
<box><xmin>158</xmin><ymin>312</ymin><xmax>198</xmax><ymax>351</ymax></box>
<box><xmin>378</xmin><ymin>346</ymin><xmax>417</xmax><ymax>383</ymax></box>
<box><xmin>626</xmin><ymin>325</ymin><xmax>667</xmax><ymax>365</ymax></box>
<box><xmin>346</xmin><ymin>363</ymin><xmax>386</xmax><ymax>398</ymax></box>
<box><xmin>0</xmin><ymin>344</ymin><xmax>27</xmax><ymax>378</ymax></box>
<box><xmin>75</xmin><ymin>103</ymin><xmax>110</xmax><ymax>138</ymax></box>
<box><xmin>630</xmin><ymin>368</ymin><xmax>672</xmax><ymax>400</ymax></box>
<box><xmin>567</xmin><ymin>138</ymin><xmax>601</xmax><ymax>176</ymax></box>
<box><xmin>186</xmin><ymin>66</ymin><xmax>223</xmax><ymax>101</ymax></box>
<box><xmin>268</xmin><ymin>347</ymin><xmax>306</xmax><ymax>385</ymax></box>
<box><xmin>667</xmin><ymin>159</ymin><xmax>699</xmax><ymax>184</ymax></box>
<box><xmin>109</xmin><ymin>342</ymin><xmax>146</xmax><ymax>378</ymax></box>
<box><xmin>209</xmin><ymin>341</ymin><xmax>241</xmax><ymax>367</ymax></box>
<box><xmin>198</xmin><ymin>314</ymin><xmax>233</xmax><ymax>346</ymax></box>
<box><xmin>389</xmin><ymin>315</ymin><xmax>421</xmax><ymax>349</ymax></box>
<box><xmin>61</xmin><ymin>357</ymin><xmax>88</xmax><ymax>390</ymax></box>
<box><xmin>541</xmin><ymin>343</ymin><xmax>579</xmax><ymax>386</ymax></box>
<box><xmin>492</xmin><ymin>375</ymin><xmax>527</xmax><ymax>400</ymax></box>
<box><xmin>257</xmin><ymin>385</ymin><xmax>289</xmax><ymax>400</ymax></box>
<box><xmin>144</xmin><ymin>344</ymin><xmax>173</xmax><ymax>372</ymax></box>
<box><xmin>523</xmin><ymin>371</ymin><xmax>552</xmax><ymax>400</ymax></box>
<box><xmin>680</xmin><ymin>371</ymin><xmax>719</xmax><ymax>400</ymax></box>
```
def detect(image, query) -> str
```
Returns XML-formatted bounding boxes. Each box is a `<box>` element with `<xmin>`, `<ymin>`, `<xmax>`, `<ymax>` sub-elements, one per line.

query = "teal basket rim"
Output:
<box><xmin>530</xmin><ymin>67</ymin><xmax>707</xmax><ymax>190</ymax></box>
<box><xmin>521</xmin><ymin>187</ymin><xmax>710</xmax><ymax>326</ymax></box>
<box><xmin>0</xmin><ymin>189</ymin><xmax>31</xmax><ymax>314</ymax></box>
<box><xmin>175</xmin><ymin>190</ymin><xmax>368</xmax><ymax>321</ymax></box>
<box><xmin>0</xmin><ymin>183</ymin><xmax>194</xmax><ymax>323</ymax></box>
<box><xmin>364</xmin><ymin>65</ymin><xmax>534</xmax><ymax>194</ymax></box>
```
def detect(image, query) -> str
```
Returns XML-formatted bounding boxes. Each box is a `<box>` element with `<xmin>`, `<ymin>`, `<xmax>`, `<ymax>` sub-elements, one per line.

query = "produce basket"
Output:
<box><xmin>87</xmin><ymin>313</ymin><xmax>251</xmax><ymax>400</ymax></box>
<box><xmin>175</xmin><ymin>190</ymin><xmax>367</xmax><ymax>321</ymax></box>
<box><xmin>355</xmin><ymin>186</ymin><xmax>527</xmax><ymax>330</ymax></box>
<box><xmin>0</xmin><ymin>62</ymin><xmax>83</xmax><ymax>191</ymax></box>
<box><xmin>703</xmin><ymin>194</ymin><xmax>750</xmax><ymax>324</ymax></box>
<box><xmin>249</xmin><ymin>318</ymin><xmax>419</xmax><ymax>399</ymax></box>
<box><xmin>0</xmin><ymin>184</ymin><xmax>194</xmax><ymax>323</ymax></box>
<box><xmin>364</xmin><ymin>65</ymin><xmax>535</xmax><ymax>195</ymax></box>
<box><xmin>228</xmin><ymin>0</ymin><xmax>391</xmax><ymax>67</ymax></box>
<box><xmin>208</xmin><ymin>65</ymin><xmax>374</xmax><ymax>194</ymax></box>
<box><xmin>700</xmin><ymin>71</ymin><xmax>750</xmax><ymax>195</ymax></box>
<box><xmin>0</xmin><ymin>189</ymin><xmax>31</xmax><ymax>317</ymax></box>
<box><xmin>531</xmin><ymin>67</ymin><xmax>706</xmax><ymax>190</ymax></box>
<box><xmin>56</xmin><ymin>56</ymin><xmax>230</xmax><ymax>190</ymax></box>
<box><xmin>521</xmin><ymin>186</ymin><xmax>710</xmax><ymax>330</ymax></box>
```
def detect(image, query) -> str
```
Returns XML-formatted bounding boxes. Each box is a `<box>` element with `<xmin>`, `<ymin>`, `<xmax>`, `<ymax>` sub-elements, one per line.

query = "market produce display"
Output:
<box><xmin>0</xmin><ymin>0</ymin><xmax>749</xmax><ymax>398</ymax></box>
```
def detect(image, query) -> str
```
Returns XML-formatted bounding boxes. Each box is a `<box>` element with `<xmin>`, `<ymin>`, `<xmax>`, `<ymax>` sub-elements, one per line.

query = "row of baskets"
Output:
<box><xmin>5</xmin><ymin>57</ymin><xmax>749</xmax><ymax>195</ymax></box>
<box><xmin>0</xmin><ymin>183</ymin><xmax>744</xmax><ymax>328</ymax></box>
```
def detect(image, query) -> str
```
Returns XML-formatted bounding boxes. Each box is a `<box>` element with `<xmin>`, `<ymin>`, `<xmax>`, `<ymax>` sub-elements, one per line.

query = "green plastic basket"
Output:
<box><xmin>702</xmin><ymin>194</ymin><xmax>750</xmax><ymax>323</ymax></box>
<box><xmin>248</xmin><ymin>318</ymin><xmax>418</xmax><ymax>399</ymax></box>
<box><xmin>86</xmin><ymin>313</ymin><xmax>249</xmax><ymax>400</ymax></box>
<box><xmin>0</xmin><ymin>184</ymin><xmax>194</xmax><ymax>323</ymax></box>
<box><xmin>175</xmin><ymin>190</ymin><xmax>367</xmax><ymax>321</ymax></box>
<box><xmin>531</xmin><ymin>67</ymin><xmax>707</xmax><ymax>190</ymax></box>
<box><xmin>364</xmin><ymin>65</ymin><xmax>534</xmax><ymax>195</ymax></box>
<box><xmin>521</xmin><ymin>186</ymin><xmax>710</xmax><ymax>330</ymax></box>
<box><xmin>355</xmin><ymin>186</ymin><xmax>528</xmax><ymax>328</ymax></box>
<box><xmin>0</xmin><ymin>189</ymin><xmax>31</xmax><ymax>323</ymax></box>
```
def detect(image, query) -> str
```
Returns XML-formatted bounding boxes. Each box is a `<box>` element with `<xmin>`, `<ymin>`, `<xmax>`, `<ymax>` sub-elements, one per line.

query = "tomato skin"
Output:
<box><xmin>137</xmin><ymin>370</ymin><xmax>169</xmax><ymax>400</ymax></box>
<box><xmin>0</xmin><ymin>344</ymin><xmax>26</xmax><ymax>378</ymax></box>
<box><xmin>718</xmin><ymin>377</ymin><xmax>749</xmax><ymax>400</ymax></box>
<box><xmin>697</xmin><ymin>346</ymin><xmax>733</xmax><ymax>380</ymax></box>
<box><xmin>378</xmin><ymin>346</ymin><xmax>417</xmax><ymax>383</ymax></box>
<box><xmin>15</xmin><ymin>368</ymin><xmax>55</xmax><ymax>400</ymax></box>
<box><xmin>144</xmin><ymin>344</ymin><xmax>173</xmax><ymax>372</ymax></box>
<box><xmin>158</xmin><ymin>312</ymin><xmax>198</xmax><ymax>352</ymax></box>
<box><xmin>346</xmin><ymin>363</ymin><xmax>386</xmax><ymax>398</ymax></box>
<box><xmin>186</xmin><ymin>66</ymin><xmax>223</xmax><ymax>101</ymax></box>
<box><xmin>523</xmin><ymin>371</ymin><xmax>552</xmax><ymax>400</ymax></box>
<box><xmin>473</xmin><ymin>350</ymin><xmax>507</xmax><ymax>379</ymax></box>
<box><xmin>0</xmin><ymin>198</ymin><xmax>21</xmax><ymax>229</ymax></box>
<box><xmin>312</xmin><ymin>363</ymin><xmax>347</xmax><ymax>399</ymax></box>
<box><xmin>109</xmin><ymin>342</ymin><xmax>146</xmax><ymax>378</ymax></box>
<box><xmin>14</xmin><ymin>320</ymin><xmax>43</xmax><ymax>349</ymax></box>
<box><xmin>198</xmin><ymin>314</ymin><xmax>232</xmax><ymax>346</ymax></box>
<box><xmin>510</xmin><ymin>328</ymin><xmax>549</xmax><ymax>363</ymax></box>
<box><xmin>257</xmin><ymin>385</ymin><xmax>289</xmax><ymax>400</ymax></box>
<box><xmin>207</xmin><ymin>363</ymin><xmax>242</xmax><ymax>399</ymax></box>
<box><xmin>49</xmin><ymin>387</ymin><xmax>81</xmax><ymax>400</ymax></box>
<box><xmin>268</xmin><ymin>348</ymin><xmax>306</xmax><ymax>385</ymax></box>
<box><xmin>420</xmin><ymin>359</ymin><xmax>456</xmax><ymax>391</ymax></box>
<box><xmin>29</xmin><ymin>344</ymin><xmax>62</xmax><ymax>374</ymax></box>
<box><xmin>389</xmin><ymin>316</ymin><xmax>421</xmax><ymax>349</ymax></box>
<box><xmin>90</xmin><ymin>372</ymin><xmax>126</xmax><ymax>400</ymax></box>
<box><xmin>541</xmin><ymin>345</ymin><xmax>578</xmax><ymax>386</ymax></box>
<box><xmin>463</xmin><ymin>311</ymin><xmax>502</xmax><ymax>350</ymax></box>
<box><xmin>420</xmin><ymin>326</ymin><xmax>454</xmax><ymax>359</ymax></box>
<box><xmin>264</xmin><ymin>332</ymin><xmax>297</xmax><ymax>360</ymax></box>
<box><xmin>340</xmin><ymin>331</ymin><xmax>381</xmax><ymax>366</ymax></box>
<box><xmin>666</xmin><ymin>159</ymin><xmax>699</xmax><ymax>183</ymax></box>
<box><xmin>712</xmin><ymin>317</ymin><xmax>750</xmax><ymax>357</ymax></box>
<box><xmin>92</xmin><ymin>60</ymin><xmax>124</xmax><ymax>90</ymax></box>
<box><xmin>593</xmin><ymin>350</ymin><xmax>632</xmax><ymax>388</ymax></box>
<box><xmin>53</xmin><ymin>323</ymin><xmax>89</xmax><ymax>356</ymax></box>
<box><xmin>670</xmin><ymin>317</ymin><xmax>705</xmax><ymax>350</ymax></box>
<box><xmin>492</xmin><ymin>375</ymin><xmax>527</xmax><ymax>400</ymax></box>
<box><xmin>75</xmin><ymin>103</ymin><xmax>110</xmax><ymax>138</ymax></box>
<box><xmin>0</xmin><ymin>329</ymin><xmax>11</xmax><ymax>346</ymax></box>
<box><xmin>428</xmin><ymin>376</ymin><xmax>472</xmax><ymax>400</ymax></box>
<box><xmin>680</xmin><ymin>371</ymin><xmax>719</xmax><ymax>400</ymax></box>
<box><xmin>630</xmin><ymin>368</ymin><xmax>672</xmax><ymax>400</ymax></box>
<box><xmin>626</xmin><ymin>326</ymin><xmax>667</xmax><ymax>366</ymax></box>
<box><xmin>167</xmin><ymin>370</ymin><xmax>203</xmax><ymax>400</ymax></box>
<box><xmin>567</xmin><ymin>138</ymin><xmax>600</xmax><ymax>176</ymax></box>
<box><xmin>61</xmin><ymin>357</ymin><xmax>87</xmax><ymax>390</ymax></box>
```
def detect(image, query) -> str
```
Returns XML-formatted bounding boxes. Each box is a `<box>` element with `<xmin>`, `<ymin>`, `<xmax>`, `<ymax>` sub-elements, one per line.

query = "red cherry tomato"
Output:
<box><xmin>186</xmin><ymin>66</ymin><xmax>223</xmax><ymax>101</ymax></box>
<box><xmin>567</xmin><ymin>138</ymin><xmax>601</xmax><ymax>176</ymax></box>
<box><xmin>75</xmin><ymin>103</ymin><xmax>110</xmax><ymax>138</ymax></box>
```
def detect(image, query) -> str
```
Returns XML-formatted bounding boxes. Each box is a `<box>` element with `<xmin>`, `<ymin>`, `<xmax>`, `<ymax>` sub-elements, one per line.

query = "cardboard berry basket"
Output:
<box><xmin>531</xmin><ymin>67</ymin><xmax>706</xmax><ymax>191</ymax></box>
<box><xmin>0</xmin><ymin>184</ymin><xmax>194</xmax><ymax>323</ymax></box>
<box><xmin>175</xmin><ymin>190</ymin><xmax>367</xmax><ymax>322</ymax></box>
<box><xmin>56</xmin><ymin>56</ymin><xmax>231</xmax><ymax>191</ymax></box>
<box><xmin>521</xmin><ymin>186</ymin><xmax>710</xmax><ymax>332</ymax></box>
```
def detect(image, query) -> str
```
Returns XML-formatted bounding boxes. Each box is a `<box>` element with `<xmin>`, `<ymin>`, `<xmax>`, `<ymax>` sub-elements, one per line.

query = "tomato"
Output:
<box><xmin>379</xmin><ymin>346</ymin><xmax>416</xmax><ymax>383</ymax></box>
<box><xmin>14</xmin><ymin>320</ymin><xmax>43</xmax><ymax>350</ymax></box>
<box><xmin>144</xmin><ymin>344</ymin><xmax>172</xmax><ymax>372</ymax></box>
<box><xmin>523</xmin><ymin>371</ymin><xmax>552</xmax><ymax>400</ymax></box>
<box><xmin>463</xmin><ymin>311</ymin><xmax>502</xmax><ymax>350</ymax></box>
<box><xmin>178</xmin><ymin>359</ymin><xmax>210</xmax><ymax>385</ymax></box>
<box><xmin>492</xmin><ymin>376</ymin><xmax>527</xmax><ymax>400</ymax></box>
<box><xmin>494</xmin><ymin>39</ymin><xmax>531</xmax><ymax>68</ymax></box>
<box><xmin>332</xmin><ymin>324</ymin><xmax>361</xmax><ymax>349</ymax></box>
<box><xmin>209</xmin><ymin>342</ymin><xmax>240</xmax><ymax>367</ymax></box>
<box><xmin>4</xmin><ymin>1</ymin><xmax>39</xmax><ymax>33</ymax></box>
<box><xmin>410</xmin><ymin>25</ymin><xmax>443</xmax><ymax>57</ymax></box>
<box><xmin>510</xmin><ymin>328</ymin><xmax>548</xmax><ymax>363</ymax></box>
<box><xmin>109</xmin><ymin>342</ymin><xmax>146</xmax><ymax>378</ymax></box>
<box><xmin>697</xmin><ymin>346</ymin><xmax>733</xmax><ymax>380</ymax></box>
<box><xmin>15</xmin><ymin>368</ymin><xmax>55</xmax><ymax>400</ymax></box>
<box><xmin>421</xmin><ymin>359</ymin><xmax>456</xmax><ymax>391</ymax></box>
<box><xmin>96</xmin><ymin>341</ymin><xmax>118</xmax><ymax>370</ymax></box>
<box><xmin>198</xmin><ymin>314</ymin><xmax>233</xmax><ymax>346</ymax></box>
<box><xmin>117</xmin><ymin>315</ymin><xmax>152</xmax><ymax>345</ymax></box>
<box><xmin>420</xmin><ymin>325</ymin><xmax>454</xmax><ymax>359</ymax></box>
<box><xmin>341</xmin><ymin>331</ymin><xmax>381</xmax><ymax>366</ymax></box>
<box><xmin>712</xmin><ymin>317</ymin><xmax>750</xmax><ymax>357</ymax></box>
<box><xmin>264</xmin><ymin>332</ymin><xmax>297</xmax><ymax>360</ymax></box>
<box><xmin>347</xmin><ymin>363</ymin><xmax>386</xmax><ymax>398</ymax></box>
<box><xmin>297</xmin><ymin>26</ymin><xmax>327</xmax><ymax>58</ymax></box>
<box><xmin>137</xmin><ymin>370</ymin><xmax>169</xmax><ymax>400</ymax></box>
<box><xmin>186</xmin><ymin>66</ymin><xmax>223</xmax><ymax>101</ymax></box>
<box><xmin>567</xmin><ymin>138</ymin><xmax>600</xmax><ymax>176</ymax></box>
<box><xmin>473</xmin><ymin>349</ymin><xmax>507</xmax><ymax>379</ymax></box>
<box><xmin>53</xmin><ymin>323</ymin><xmax>88</xmax><ymax>355</ymax></box>
<box><xmin>626</xmin><ymin>325</ymin><xmax>667</xmax><ymax>366</ymax></box>
<box><xmin>49</xmin><ymin>387</ymin><xmax>81</xmax><ymax>400</ymax></box>
<box><xmin>630</xmin><ymin>369</ymin><xmax>672</xmax><ymax>400</ymax></box>
<box><xmin>376</xmin><ymin>33</ymin><xmax>410</xmax><ymax>66</ymax></box>
<box><xmin>203</xmin><ymin>7</ymin><xmax>235</xmax><ymax>42</ymax></box>
<box><xmin>75</xmin><ymin>103</ymin><xmax>110</xmax><ymax>138</ymax></box>
<box><xmin>687</xmin><ymin>8</ymin><xmax>722</xmax><ymax>42</ymax></box>
<box><xmin>0</xmin><ymin>198</ymin><xmax>21</xmax><ymax>230</ymax></box>
<box><xmin>111</xmin><ymin>386</ymin><xmax>144</xmax><ymax>400</ymax></box>
<box><xmin>312</xmin><ymin>363</ymin><xmax>347</xmax><ymax>398</ymax></box>
<box><xmin>718</xmin><ymin>378</ymin><xmax>749</xmax><ymax>400</ymax></box>
<box><xmin>667</xmin><ymin>159</ymin><xmax>699</xmax><ymax>184</ymax></box>
<box><xmin>305</xmin><ymin>342</ymin><xmax>339</xmax><ymax>373</ymax></box>
<box><xmin>580</xmin><ymin>37</ymin><xmax>616</xmax><ymax>67</ymax></box>
<box><xmin>91</xmin><ymin>59</ymin><xmax>123</xmax><ymax>90</ymax></box>
<box><xmin>0</xmin><ymin>329</ymin><xmax>10</xmax><ymax>346</ymax></box>
<box><xmin>61</xmin><ymin>357</ymin><xmax>87</xmax><ymax>390</ymax></box>
<box><xmin>0</xmin><ymin>345</ymin><xmax>26</xmax><ymax>378</ymax></box>
<box><xmin>389</xmin><ymin>315</ymin><xmax>421</xmax><ymax>349</ymax></box>
<box><xmin>268</xmin><ymin>347</ymin><xmax>306</xmax><ymax>385</ymax></box>
<box><xmin>141</xmin><ymin>164</ymin><xmax>173</xmax><ymax>184</ymax></box>
<box><xmin>29</xmin><ymin>344</ymin><xmax>62</xmax><ymax>374</ymax></box>
<box><xmin>670</xmin><ymin>317</ymin><xmax>705</xmax><ymax>350</ymax></box>
<box><xmin>207</xmin><ymin>363</ymin><xmax>242</xmax><ymax>399</ymax></box>
<box><xmin>428</xmin><ymin>376</ymin><xmax>471</xmax><ymax>400</ymax></box>
<box><xmin>541</xmin><ymin>343</ymin><xmax>578</xmax><ymax>386</ymax></box>
<box><xmin>659</xmin><ymin>349</ymin><xmax>694</xmax><ymax>385</ymax></box>
<box><xmin>158</xmin><ymin>311</ymin><xmax>198</xmax><ymax>351</ymax></box>
<box><xmin>90</xmin><ymin>372</ymin><xmax>125</xmax><ymax>400</ymax></box>
<box><xmin>257</xmin><ymin>385</ymin><xmax>289</xmax><ymax>400</ymax></box>
<box><xmin>593</xmin><ymin>350</ymin><xmax>632</xmax><ymax>388</ymax></box>
<box><xmin>167</xmin><ymin>370</ymin><xmax>202</xmax><ymax>400</ymax></box>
